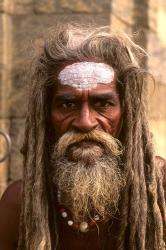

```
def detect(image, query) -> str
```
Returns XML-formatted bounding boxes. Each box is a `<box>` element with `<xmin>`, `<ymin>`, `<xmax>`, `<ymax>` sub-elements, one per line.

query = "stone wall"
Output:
<box><xmin>0</xmin><ymin>0</ymin><xmax>165</xmax><ymax>195</ymax></box>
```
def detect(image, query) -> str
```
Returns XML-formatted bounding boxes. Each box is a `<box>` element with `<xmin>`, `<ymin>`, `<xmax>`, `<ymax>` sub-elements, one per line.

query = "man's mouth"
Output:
<box><xmin>70</xmin><ymin>140</ymin><xmax>103</xmax><ymax>149</ymax></box>
<box><xmin>65</xmin><ymin>139</ymin><xmax>104</xmax><ymax>162</ymax></box>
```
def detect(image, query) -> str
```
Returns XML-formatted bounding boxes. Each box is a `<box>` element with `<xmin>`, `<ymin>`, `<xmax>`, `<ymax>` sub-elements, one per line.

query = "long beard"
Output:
<box><xmin>52</xmin><ymin>130</ymin><xmax>126</xmax><ymax>223</ymax></box>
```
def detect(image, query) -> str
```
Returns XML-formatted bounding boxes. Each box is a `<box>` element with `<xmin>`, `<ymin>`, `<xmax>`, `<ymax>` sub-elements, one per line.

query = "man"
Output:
<box><xmin>0</xmin><ymin>24</ymin><xmax>165</xmax><ymax>250</ymax></box>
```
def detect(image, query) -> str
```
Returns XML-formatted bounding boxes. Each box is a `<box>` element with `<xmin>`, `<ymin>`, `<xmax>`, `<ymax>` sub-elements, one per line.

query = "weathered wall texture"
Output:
<box><xmin>111</xmin><ymin>0</ymin><xmax>166</xmax><ymax>158</ymax></box>
<box><xmin>0</xmin><ymin>0</ymin><xmax>165</xmax><ymax>195</ymax></box>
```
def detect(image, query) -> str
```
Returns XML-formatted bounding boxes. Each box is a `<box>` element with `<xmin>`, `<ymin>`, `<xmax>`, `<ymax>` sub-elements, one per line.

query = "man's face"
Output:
<box><xmin>51</xmin><ymin>81</ymin><xmax>122</xmax><ymax>139</ymax></box>
<box><xmin>51</xmin><ymin>63</ymin><xmax>125</xmax><ymax>223</ymax></box>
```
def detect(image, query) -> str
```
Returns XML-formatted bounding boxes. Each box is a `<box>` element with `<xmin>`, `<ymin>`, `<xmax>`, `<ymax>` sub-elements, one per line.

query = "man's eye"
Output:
<box><xmin>94</xmin><ymin>101</ymin><xmax>114</xmax><ymax>108</ymax></box>
<box><xmin>61</xmin><ymin>102</ymin><xmax>76</xmax><ymax>109</ymax></box>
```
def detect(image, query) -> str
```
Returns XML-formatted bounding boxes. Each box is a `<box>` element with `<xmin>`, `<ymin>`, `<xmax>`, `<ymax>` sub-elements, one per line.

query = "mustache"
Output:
<box><xmin>55</xmin><ymin>130</ymin><xmax>123</xmax><ymax>158</ymax></box>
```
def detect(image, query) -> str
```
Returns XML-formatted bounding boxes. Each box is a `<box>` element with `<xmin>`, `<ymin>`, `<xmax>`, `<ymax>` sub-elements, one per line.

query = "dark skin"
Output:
<box><xmin>51</xmin><ymin>82</ymin><xmax>122</xmax><ymax>138</ymax></box>
<box><xmin>0</xmin><ymin>82</ymin><xmax>165</xmax><ymax>249</ymax></box>
<box><xmin>0</xmin><ymin>180</ymin><xmax>21</xmax><ymax>249</ymax></box>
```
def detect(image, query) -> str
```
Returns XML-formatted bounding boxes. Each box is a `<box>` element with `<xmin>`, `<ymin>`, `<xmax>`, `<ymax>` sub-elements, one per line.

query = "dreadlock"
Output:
<box><xmin>17</xmin><ymin>23</ymin><xmax>166</xmax><ymax>250</ymax></box>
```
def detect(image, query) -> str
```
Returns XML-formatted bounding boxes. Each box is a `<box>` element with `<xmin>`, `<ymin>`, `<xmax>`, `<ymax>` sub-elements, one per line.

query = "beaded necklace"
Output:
<box><xmin>57</xmin><ymin>191</ymin><xmax>101</xmax><ymax>233</ymax></box>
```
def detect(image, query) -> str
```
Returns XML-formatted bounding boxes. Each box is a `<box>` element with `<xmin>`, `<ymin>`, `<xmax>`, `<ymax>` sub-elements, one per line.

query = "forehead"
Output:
<box><xmin>54</xmin><ymin>82</ymin><xmax>119</xmax><ymax>97</ymax></box>
<box><xmin>57</xmin><ymin>61</ymin><xmax>115</xmax><ymax>91</ymax></box>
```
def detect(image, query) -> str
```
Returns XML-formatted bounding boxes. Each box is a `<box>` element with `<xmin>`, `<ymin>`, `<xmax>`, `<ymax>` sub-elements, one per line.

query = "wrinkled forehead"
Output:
<box><xmin>57</xmin><ymin>61</ymin><xmax>115</xmax><ymax>91</ymax></box>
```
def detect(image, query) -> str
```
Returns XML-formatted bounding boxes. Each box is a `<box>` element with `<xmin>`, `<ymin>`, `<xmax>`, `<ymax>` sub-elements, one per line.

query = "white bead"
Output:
<box><xmin>94</xmin><ymin>215</ymin><xmax>100</xmax><ymax>221</ymax></box>
<box><xmin>79</xmin><ymin>222</ymin><xmax>89</xmax><ymax>232</ymax></box>
<box><xmin>61</xmin><ymin>212</ymin><xmax>68</xmax><ymax>218</ymax></box>
<box><xmin>68</xmin><ymin>220</ymin><xmax>74</xmax><ymax>226</ymax></box>
<box><xmin>57</xmin><ymin>191</ymin><xmax>61</xmax><ymax>202</ymax></box>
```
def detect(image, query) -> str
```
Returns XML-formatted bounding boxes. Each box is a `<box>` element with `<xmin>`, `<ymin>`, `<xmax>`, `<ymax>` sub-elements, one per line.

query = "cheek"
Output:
<box><xmin>110</xmin><ymin>107</ymin><xmax>122</xmax><ymax>136</ymax></box>
<box><xmin>51</xmin><ymin>110</ymin><xmax>73</xmax><ymax>136</ymax></box>
<box><xmin>98</xmin><ymin>107</ymin><xmax>122</xmax><ymax>136</ymax></box>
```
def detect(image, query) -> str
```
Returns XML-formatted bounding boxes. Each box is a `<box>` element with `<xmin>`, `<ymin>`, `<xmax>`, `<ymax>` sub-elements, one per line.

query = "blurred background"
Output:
<box><xmin>0</xmin><ymin>0</ymin><xmax>166</xmax><ymax>196</ymax></box>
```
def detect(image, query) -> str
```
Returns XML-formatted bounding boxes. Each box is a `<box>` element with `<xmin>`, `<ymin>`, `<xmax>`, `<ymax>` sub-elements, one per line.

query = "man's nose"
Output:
<box><xmin>72</xmin><ymin>104</ymin><xmax>98</xmax><ymax>132</ymax></box>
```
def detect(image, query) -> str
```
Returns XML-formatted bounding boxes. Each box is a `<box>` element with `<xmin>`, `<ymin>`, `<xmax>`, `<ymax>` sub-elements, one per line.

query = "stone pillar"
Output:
<box><xmin>147</xmin><ymin>0</ymin><xmax>166</xmax><ymax>158</ymax></box>
<box><xmin>0</xmin><ymin>0</ymin><xmax>12</xmax><ymax>194</ymax></box>
<box><xmin>111</xmin><ymin>0</ymin><xmax>166</xmax><ymax>159</ymax></box>
<box><xmin>111</xmin><ymin>0</ymin><xmax>134</xmax><ymax>33</ymax></box>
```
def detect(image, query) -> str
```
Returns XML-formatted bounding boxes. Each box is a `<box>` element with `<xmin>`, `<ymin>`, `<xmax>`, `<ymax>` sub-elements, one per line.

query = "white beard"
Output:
<box><xmin>52</xmin><ymin>130</ymin><xmax>126</xmax><ymax>223</ymax></box>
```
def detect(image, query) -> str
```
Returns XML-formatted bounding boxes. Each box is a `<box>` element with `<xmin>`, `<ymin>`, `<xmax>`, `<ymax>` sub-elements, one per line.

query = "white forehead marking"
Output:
<box><xmin>58</xmin><ymin>62</ymin><xmax>115</xmax><ymax>90</ymax></box>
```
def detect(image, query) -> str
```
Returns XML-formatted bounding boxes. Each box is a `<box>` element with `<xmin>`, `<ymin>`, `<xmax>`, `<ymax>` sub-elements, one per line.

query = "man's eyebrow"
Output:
<box><xmin>53</xmin><ymin>93</ymin><xmax>119</xmax><ymax>102</ymax></box>
<box><xmin>90</xmin><ymin>93</ymin><xmax>119</xmax><ymax>101</ymax></box>
<box><xmin>53</xmin><ymin>94</ymin><xmax>79</xmax><ymax>102</ymax></box>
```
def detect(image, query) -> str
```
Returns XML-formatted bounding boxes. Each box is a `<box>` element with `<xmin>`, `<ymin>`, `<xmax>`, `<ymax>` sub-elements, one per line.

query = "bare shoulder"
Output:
<box><xmin>0</xmin><ymin>180</ymin><xmax>22</xmax><ymax>250</ymax></box>
<box><xmin>0</xmin><ymin>180</ymin><xmax>22</xmax><ymax>205</ymax></box>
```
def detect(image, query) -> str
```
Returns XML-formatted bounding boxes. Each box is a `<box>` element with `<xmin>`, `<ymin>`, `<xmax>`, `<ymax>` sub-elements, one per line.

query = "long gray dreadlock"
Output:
<box><xmin>18</xmin><ymin>23</ymin><xmax>166</xmax><ymax>250</ymax></box>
